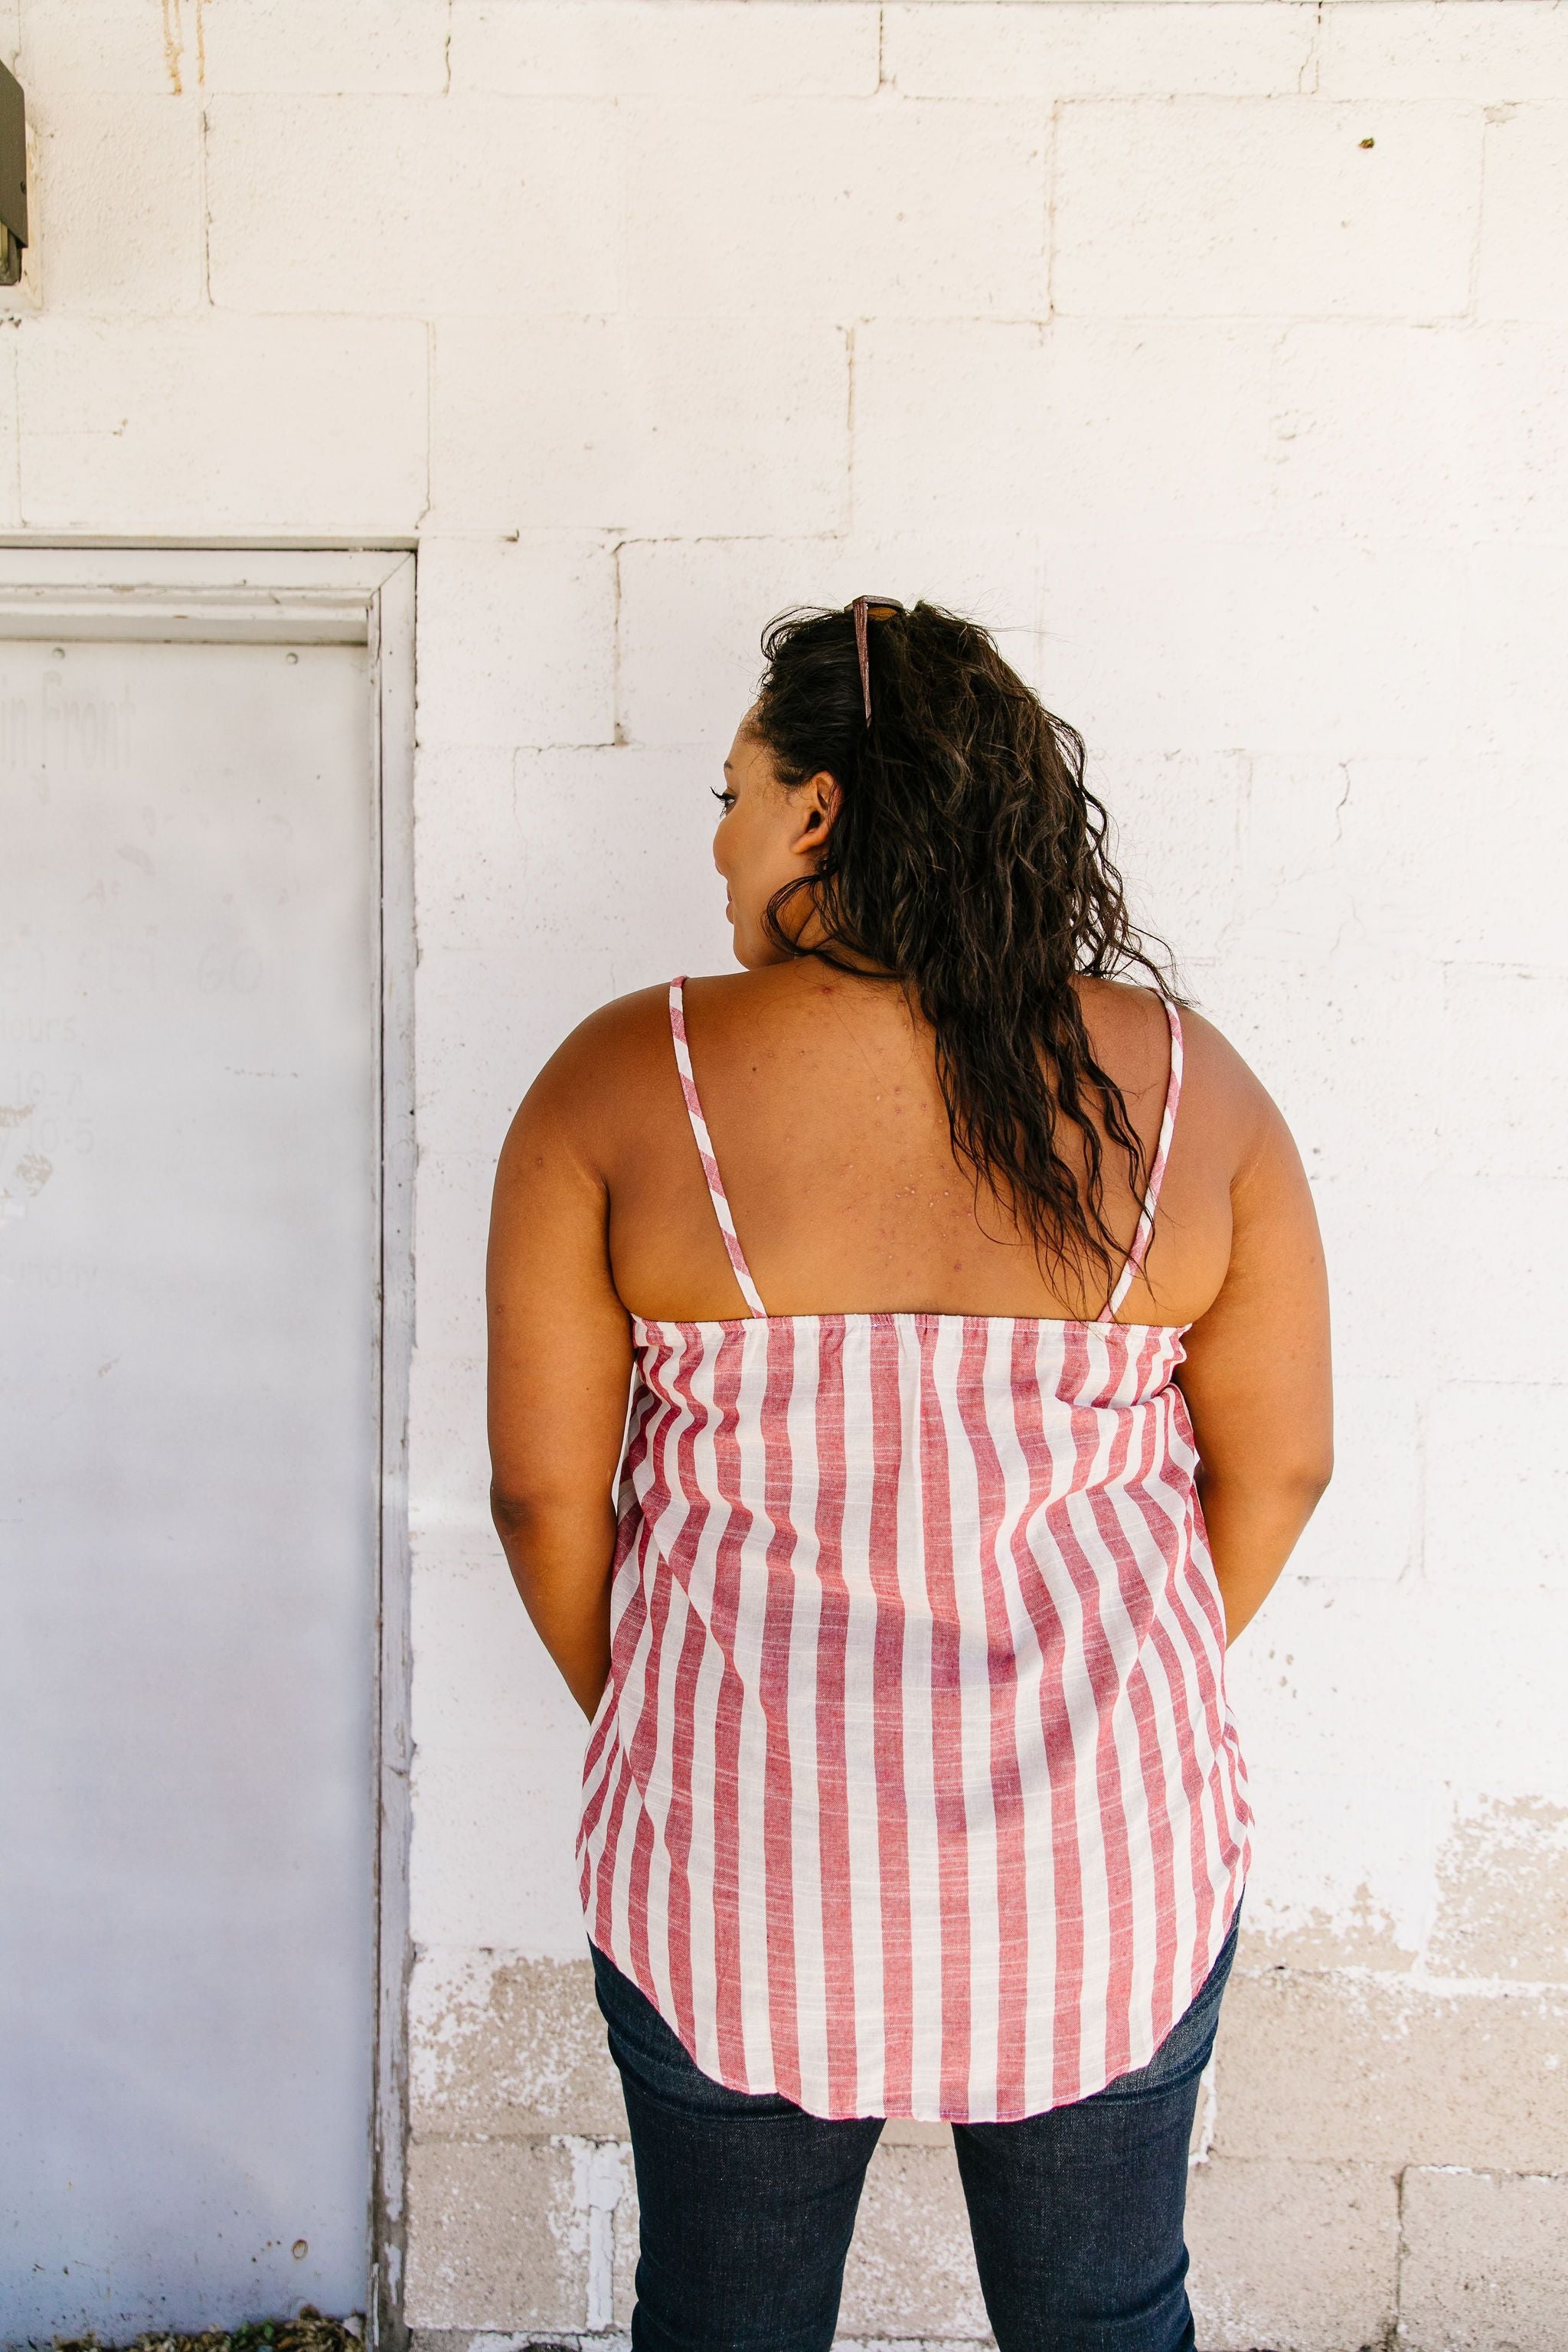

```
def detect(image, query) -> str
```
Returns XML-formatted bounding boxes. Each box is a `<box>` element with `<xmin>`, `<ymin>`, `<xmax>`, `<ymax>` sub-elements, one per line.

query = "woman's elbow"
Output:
<box><xmin>1298</xmin><ymin>1439</ymin><xmax>1334</xmax><ymax>1507</ymax></box>
<box><xmin>1200</xmin><ymin>1450</ymin><xmax>1333</xmax><ymax>1511</ymax></box>
<box><xmin>491</xmin><ymin>1480</ymin><xmax>545</xmax><ymax>1547</ymax></box>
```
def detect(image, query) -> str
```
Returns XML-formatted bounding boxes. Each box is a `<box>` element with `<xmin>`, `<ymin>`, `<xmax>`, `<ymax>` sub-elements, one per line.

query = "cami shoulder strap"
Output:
<box><xmin>668</xmin><ymin>978</ymin><xmax>767</xmax><ymax>1320</ymax></box>
<box><xmin>1102</xmin><ymin>997</ymin><xmax>1184</xmax><ymax>1323</ymax></box>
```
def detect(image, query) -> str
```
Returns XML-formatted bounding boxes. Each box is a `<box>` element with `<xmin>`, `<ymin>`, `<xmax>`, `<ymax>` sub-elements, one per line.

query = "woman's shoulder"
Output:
<box><xmin>508</xmin><ymin>982</ymin><xmax>675</xmax><ymax>1144</ymax></box>
<box><xmin>537</xmin><ymin>969</ymin><xmax>775</xmax><ymax>1078</ymax></box>
<box><xmin>501</xmin><ymin>972</ymin><xmax>763</xmax><ymax>1177</ymax></box>
<box><xmin>1076</xmin><ymin>975</ymin><xmax>1288</xmax><ymax>1178</ymax></box>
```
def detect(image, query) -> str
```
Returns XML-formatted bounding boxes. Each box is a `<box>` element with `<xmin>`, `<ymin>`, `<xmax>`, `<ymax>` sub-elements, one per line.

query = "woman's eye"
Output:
<box><xmin>711</xmin><ymin>789</ymin><xmax>736</xmax><ymax>812</ymax></box>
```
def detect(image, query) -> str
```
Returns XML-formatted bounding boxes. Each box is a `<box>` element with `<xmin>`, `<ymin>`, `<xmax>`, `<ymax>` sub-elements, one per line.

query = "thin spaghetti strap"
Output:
<box><xmin>1102</xmin><ymin>998</ymin><xmax>1184</xmax><ymax>1323</ymax></box>
<box><xmin>668</xmin><ymin>978</ymin><xmax>768</xmax><ymax>1320</ymax></box>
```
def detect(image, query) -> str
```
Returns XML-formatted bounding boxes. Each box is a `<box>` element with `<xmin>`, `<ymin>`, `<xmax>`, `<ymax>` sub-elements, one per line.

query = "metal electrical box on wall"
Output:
<box><xmin>0</xmin><ymin>60</ymin><xmax>26</xmax><ymax>285</ymax></box>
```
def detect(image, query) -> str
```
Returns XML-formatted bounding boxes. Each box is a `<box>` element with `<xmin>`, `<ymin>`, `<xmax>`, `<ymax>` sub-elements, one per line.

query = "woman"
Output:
<box><xmin>487</xmin><ymin>600</ymin><xmax>1331</xmax><ymax>2352</ymax></box>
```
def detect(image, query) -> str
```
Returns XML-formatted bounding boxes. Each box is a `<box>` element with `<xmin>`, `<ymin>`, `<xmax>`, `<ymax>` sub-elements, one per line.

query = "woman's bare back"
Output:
<box><xmin>568</xmin><ymin>959</ymin><xmax>1262</xmax><ymax>1329</ymax></box>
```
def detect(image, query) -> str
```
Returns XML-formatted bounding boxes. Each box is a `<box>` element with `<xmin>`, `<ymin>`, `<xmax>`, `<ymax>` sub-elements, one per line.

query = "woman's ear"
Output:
<box><xmin>789</xmin><ymin>770</ymin><xmax>841</xmax><ymax>862</ymax></box>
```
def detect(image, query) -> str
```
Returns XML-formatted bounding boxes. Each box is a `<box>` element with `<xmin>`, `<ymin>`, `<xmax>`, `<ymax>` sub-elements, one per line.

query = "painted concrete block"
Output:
<box><xmin>1054</xmin><ymin>100</ymin><xmax>1481</xmax><ymax>320</ymax></box>
<box><xmin>1096</xmin><ymin>749</ymin><xmax>1246</xmax><ymax>965</ymax></box>
<box><xmin>1426</xmin><ymin>1175</ymin><xmax>1568</xmax><ymax>1387</ymax></box>
<box><xmin>410</xmin><ymin>1949</ymin><xmax>626</xmax><ymax>2138</ymax></box>
<box><xmin>1436</xmin><ymin>965</ymin><xmax>1568</xmax><ymax>1179</ymax></box>
<box><xmin>404</xmin><ymin>1167</ymin><xmax>488</xmax><ymax>1377</ymax></box>
<box><xmin>430</xmin><ymin>315</ymin><xmax>849</xmax><ymax>536</ymax></box>
<box><xmin>619</xmin><ymin>96</ymin><xmax>1047</xmax><ymax>320</ymax></box>
<box><xmin>407</xmin><ymin>1112</ymin><xmax>493</xmax><ymax>1362</ymax></box>
<box><xmin>855</xmin><ymin>318</ymin><xmax>1285</xmax><ymax>550</ymax></box>
<box><xmin>403</xmin><ymin>2136</ymin><xmax>586</xmax><ymax>2331</ymax></box>
<box><xmin>1233</xmin><ymin>752</ymin><xmax>1568</xmax><ymax>974</ymax></box>
<box><xmin>1426</xmin><ymin>1381</ymin><xmax>1568</xmax><ymax>1593</ymax></box>
<box><xmin>411</xmin><ymin>744</ymin><xmax>736</xmax><ymax>1161</ymax></box>
<box><xmin>613</xmin><ymin>535</ymin><xmax>848</xmax><ymax>747</ymax></box>
<box><xmin>1466</xmin><ymin>542</ymin><xmax>1568</xmax><ymax>755</ymax></box>
<box><xmin>411</xmin><ymin>949</ymin><xmax>614</xmax><ymax>1168</ymax></box>
<box><xmin>616</xmin><ymin>535</ymin><xmax>1044</xmax><ymax>751</ymax></box>
<box><xmin>849</xmin><ymin>321</ymin><xmax>1050</xmax><ymax>541</ymax></box>
<box><xmin>1429</xmin><ymin>1796</ymin><xmax>1568</xmax><ymax>1984</ymax></box>
<box><xmin>413</xmin><ymin>536</ymin><xmax>616</xmax><ymax>750</ymax></box>
<box><xmin>451</xmin><ymin>0</ymin><xmax>880</xmax><ymax>98</ymax></box>
<box><xmin>838</xmin><ymin>2141</ymin><xmax>990</xmax><ymax>2341</ymax></box>
<box><xmin>23</xmin><ymin>0</ymin><xmax>445</xmax><ymax>96</ymax></box>
<box><xmin>28</xmin><ymin>93</ymin><xmax>202</xmax><ymax>312</ymax></box>
<box><xmin>1400</xmin><ymin>2166</ymin><xmax>1568</xmax><ymax>2352</ymax></box>
<box><xmin>1479</xmin><ymin>106</ymin><xmax>1568</xmax><ymax>323</ymax></box>
<box><xmin>1230</xmin><ymin>1764</ymin><xmax>1442</xmax><ymax>1972</ymax></box>
<box><xmin>1321</xmin><ymin>2</ymin><xmax>1568</xmax><ymax>103</ymax></box>
<box><xmin>206</xmin><ymin>95</ymin><xmax>622</xmax><ymax>314</ymax></box>
<box><xmin>412</xmin><ymin>745</ymin><xmax>518</xmax><ymax>965</ymax></box>
<box><xmin>15</xmin><ymin>314</ymin><xmax>427</xmax><ymax>532</ymax></box>
<box><xmin>501</xmin><ymin>745</ymin><xmax>737</xmax><ymax>988</ymax></box>
<box><xmin>1284</xmin><ymin>1373</ymin><xmax>1417</xmax><ymax>1584</ymax></box>
<box><xmin>1039</xmin><ymin>320</ymin><xmax>1282</xmax><ymax>544</ymax></box>
<box><xmin>1212</xmin><ymin>1968</ymin><xmax>1568</xmax><ymax>2171</ymax></box>
<box><xmin>407</xmin><ymin>1671</ymin><xmax>588</xmax><ymax>1955</ymax></box>
<box><xmin>886</xmin><ymin>1</ymin><xmax>1315</xmax><ymax>100</ymax></box>
<box><xmin>1193</xmin><ymin>946</ymin><xmax>1444</xmax><ymax>1185</ymax></box>
<box><xmin>1040</xmin><ymin>538</ymin><xmax>1475</xmax><ymax>760</ymax></box>
<box><xmin>0</xmin><ymin>348</ymin><xmax>21</xmax><ymax>530</ymax></box>
<box><xmin>411</xmin><ymin>1551</ymin><xmax>556</xmax><ymax>1759</ymax></box>
<box><xmin>1227</xmin><ymin>755</ymin><xmax>1361</xmax><ymax>962</ymax></box>
<box><xmin>612</xmin><ymin>2151</ymin><xmax>639</xmax><ymax>2328</ymax></box>
<box><xmin>412</xmin><ymin>935</ymin><xmax>544</xmax><ymax>1154</ymax></box>
<box><xmin>198</xmin><ymin>0</ymin><xmax>450</xmax><ymax>93</ymax></box>
<box><xmin>19</xmin><ymin>0</ymin><xmax>194</xmax><ymax>93</ymax></box>
<box><xmin>1221</xmin><ymin>1575</ymin><xmax>1567</xmax><ymax>1873</ymax></box>
<box><xmin>1330</xmin><ymin>760</ymin><xmax>1568</xmax><ymax>972</ymax></box>
<box><xmin>1187</xmin><ymin>2157</ymin><xmax>1397</xmax><ymax>2352</ymax></box>
<box><xmin>407</xmin><ymin>1341</ymin><xmax>492</xmax><ymax>1553</ymax></box>
<box><xmin>1269</xmin><ymin>322</ymin><xmax>1568</xmax><ymax>543</ymax></box>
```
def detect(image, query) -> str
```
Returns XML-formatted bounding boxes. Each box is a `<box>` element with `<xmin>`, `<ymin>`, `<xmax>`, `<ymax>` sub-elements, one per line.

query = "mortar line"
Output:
<box><xmin>844</xmin><ymin>322</ymin><xmax>858</xmax><ymax>536</ymax></box>
<box><xmin>1044</xmin><ymin>98</ymin><xmax>1060</xmax><ymax>318</ymax></box>
<box><xmin>417</xmin><ymin>318</ymin><xmax>435</xmax><ymax>529</ymax></box>
<box><xmin>1392</xmin><ymin>2160</ymin><xmax>1408</xmax><ymax>2344</ymax></box>
<box><xmin>1301</xmin><ymin>0</ymin><xmax>1324</xmax><ymax>96</ymax></box>
<box><xmin>611</xmin><ymin>538</ymin><xmax>626</xmax><ymax>747</ymax></box>
<box><xmin>161</xmin><ymin>0</ymin><xmax>183</xmax><ymax>96</ymax></box>
<box><xmin>1406</xmin><ymin>1380</ymin><xmax>1427</xmax><ymax>1592</ymax></box>
<box><xmin>1465</xmin><ymin>113</ymin><xmax>1491</xmax><ymax>323</ymax></box>
<box><xmin>199</xmin><ymin>100</ymin><xmax>212</xmax><ymax>305</ymax></box>
<box><xmin>10</xmin><ymin>331</ymin><xmax>20</xmax><ymax>530</ymax></box>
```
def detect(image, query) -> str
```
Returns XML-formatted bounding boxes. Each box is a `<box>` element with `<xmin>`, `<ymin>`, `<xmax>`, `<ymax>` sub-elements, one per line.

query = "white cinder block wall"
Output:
<box><xmin>11</xmin><ymin>2</ymin><xmax>1568</xmax><ymax>2347</ymax></box>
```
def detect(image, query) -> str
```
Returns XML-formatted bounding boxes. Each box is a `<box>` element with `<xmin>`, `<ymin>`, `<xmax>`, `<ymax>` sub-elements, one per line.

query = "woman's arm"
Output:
<box><xmin>486</xmin><ymin>1035</ymin><xmax>635</xmax><ymax>1717</ymax></box>
<box><xmin>1176</xmin><ymin>1083</ymin><xmax>1333</xmax><ymax>1645</ymax></box>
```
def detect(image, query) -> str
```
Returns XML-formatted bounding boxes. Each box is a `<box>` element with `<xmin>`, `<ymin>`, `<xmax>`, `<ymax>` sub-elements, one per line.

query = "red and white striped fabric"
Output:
<box><xmin>577</xmin><ymin>978</ymin><xmax>1251</xmax><ymax>2123</ymax></box>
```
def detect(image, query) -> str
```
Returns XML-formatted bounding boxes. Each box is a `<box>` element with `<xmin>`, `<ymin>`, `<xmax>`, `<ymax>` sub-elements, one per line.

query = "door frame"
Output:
<box><xmin>0</xmin><ymin>547</ymin><xmax>416</xmax><ymax>2348</ymax></box>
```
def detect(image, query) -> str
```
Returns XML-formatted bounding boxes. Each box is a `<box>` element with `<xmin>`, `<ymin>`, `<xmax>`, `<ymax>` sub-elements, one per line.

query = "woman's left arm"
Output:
<box><xmin>486</xmin><ymin>1036</ymin><xmax>635</xmax><ymax>1718</ymax></box>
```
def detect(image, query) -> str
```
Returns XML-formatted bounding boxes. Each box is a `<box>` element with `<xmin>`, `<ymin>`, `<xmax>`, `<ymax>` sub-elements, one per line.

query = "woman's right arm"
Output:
<box><xmin>487</xmin><ymin>1021</ymin><xmax>636</xmax><ymax>1718</ymax></box>
<box><xmin>1176</xmin><ymin>1078</ymin><xmax>1333</xmax><ymax>1645</ymax></box>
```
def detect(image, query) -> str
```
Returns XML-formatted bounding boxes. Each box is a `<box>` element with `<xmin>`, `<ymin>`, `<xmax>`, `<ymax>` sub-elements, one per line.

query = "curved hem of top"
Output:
<box><xmin>586</xmin><ymin>1875</ymin><xmax>1246</xmax><ymax>2128</ymax></box>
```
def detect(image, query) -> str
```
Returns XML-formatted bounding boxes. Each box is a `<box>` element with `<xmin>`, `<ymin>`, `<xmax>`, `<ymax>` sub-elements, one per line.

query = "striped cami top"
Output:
<box><xmin>577</xmin><ymin>978</ymin><xmax>1250</xmax><ymax>2123</ymax></box>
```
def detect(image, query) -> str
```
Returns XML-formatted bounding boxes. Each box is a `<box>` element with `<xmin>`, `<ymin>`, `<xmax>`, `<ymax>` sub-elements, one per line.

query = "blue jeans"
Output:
<box><xmin>592</xmin><ymin>1903</ymin><xmax>1240</xmax><ymax>2352</ymax></box>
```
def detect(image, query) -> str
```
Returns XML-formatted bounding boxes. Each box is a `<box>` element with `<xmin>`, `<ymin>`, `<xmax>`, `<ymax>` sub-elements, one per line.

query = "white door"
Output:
<box><xmin>1</xmin><ymin>607</ymin><xmax>390</xmax><ymax>2336</ymax></box>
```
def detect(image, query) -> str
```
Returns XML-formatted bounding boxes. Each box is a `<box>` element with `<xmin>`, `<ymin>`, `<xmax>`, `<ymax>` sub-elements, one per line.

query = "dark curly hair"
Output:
<box><xmin>750</xmin><ymin>600</ymin><xmax>1174</xmax><ymax>1304</ymax></box>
